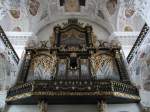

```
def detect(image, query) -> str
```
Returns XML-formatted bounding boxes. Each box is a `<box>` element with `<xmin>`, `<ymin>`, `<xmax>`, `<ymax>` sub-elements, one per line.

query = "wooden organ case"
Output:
<box><xmin>6</xmin><ymin>19</ymin><xmax>140</xmax><ymax>105</ymax></box>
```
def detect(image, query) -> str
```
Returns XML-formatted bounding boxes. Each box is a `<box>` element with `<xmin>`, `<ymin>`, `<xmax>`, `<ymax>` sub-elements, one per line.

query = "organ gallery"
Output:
<box><xmin>0</xmin><ymin>0</ymin><xmax>150</xmax><ymax>111</ymax></box>
<box><xmin>5</xmin><ymin>19</ymin><xmax>140</xmax><ymax>112</ymax></box>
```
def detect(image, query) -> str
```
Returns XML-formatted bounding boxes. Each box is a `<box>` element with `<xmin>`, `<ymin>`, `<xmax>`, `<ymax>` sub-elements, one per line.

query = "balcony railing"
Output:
<box><xmin>6</xmin><ymin>80</ymin><xmax>140</xmax><ymax>103</ymax></box>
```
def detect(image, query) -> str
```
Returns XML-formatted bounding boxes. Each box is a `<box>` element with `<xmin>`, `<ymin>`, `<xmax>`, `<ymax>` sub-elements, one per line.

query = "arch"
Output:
<box><xmin>35</xmin><ymin>15</ymin><xmax>114</xmax><ymax>35</ymax></box>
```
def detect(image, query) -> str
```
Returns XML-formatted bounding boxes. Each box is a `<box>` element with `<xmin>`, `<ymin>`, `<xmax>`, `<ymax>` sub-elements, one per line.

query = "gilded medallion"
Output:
<box><xmin>9</xmin><ymin>9</ymin><xmax>20</xmax><ymax>19</ymax></box>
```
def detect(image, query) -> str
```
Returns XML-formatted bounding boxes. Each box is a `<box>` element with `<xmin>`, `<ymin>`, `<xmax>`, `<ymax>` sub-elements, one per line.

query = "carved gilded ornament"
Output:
<box><xmin>90</xmin><ymin>53</ymin><xmax>112</xmax><ymax>76</ymax></box>
<box><xmin>50</xmin><ymin>32</ymin><xmax>55</xmax><ymax>47</ymax></box>
<box><xmin>31</xmin><ymin>54</ymin><xmax>57</xmax><ymax>74</ymax></box>
<box><xmin>62</xmin><ymin>19</ymin><xmax>84</xmax><ymax>28</ymax></box>
<box><xmin>50</xmin><ymin>19</ymin><xmax>97</xmax><ymax>49</ymax></box>
<box><xmin>6</xmin><ymin>91</ymin><xmax>140</xmax><ymax>102</ymax></box>
<box><xmin>91</xmin><ymin>32</ymin><xmax>97</xmax><ymax>47</ymax></box>
<box><xmin>6</xmin><ymin>80</ymin><xmax>140</xmax><ymax>103</ymax></box>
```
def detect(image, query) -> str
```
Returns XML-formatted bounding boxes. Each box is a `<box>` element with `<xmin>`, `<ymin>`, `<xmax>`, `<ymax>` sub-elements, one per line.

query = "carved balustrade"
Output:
<box><xmin>6</xmin><ymin>80</ymin><xmax>140</xmax><ymax>104</ymax></box>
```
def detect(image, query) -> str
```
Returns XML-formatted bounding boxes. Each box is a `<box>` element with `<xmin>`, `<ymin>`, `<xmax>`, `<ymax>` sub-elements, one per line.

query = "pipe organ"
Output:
<box><xmin>6</xmin><ymin>19</ymin><xmax>140</xmax><ymax>110</ymax></box>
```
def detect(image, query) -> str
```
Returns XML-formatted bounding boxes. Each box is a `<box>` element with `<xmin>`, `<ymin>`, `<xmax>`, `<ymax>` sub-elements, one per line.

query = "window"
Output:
<box><xmin>60</xmin><ymin>0</ymin><xmax>86</xmax><ymax>6</ymax></box>
<box><xmin>60</xmin><ymin>0</ymin><xmax>64</xmax><ymax>6</ymax></box>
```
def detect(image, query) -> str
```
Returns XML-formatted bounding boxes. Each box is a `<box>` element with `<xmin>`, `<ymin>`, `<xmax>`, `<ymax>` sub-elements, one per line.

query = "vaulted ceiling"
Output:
<box><xmin>0</xmin><ymin>0</ymin><xmax>147</xmax><ymax>57</ymax></box>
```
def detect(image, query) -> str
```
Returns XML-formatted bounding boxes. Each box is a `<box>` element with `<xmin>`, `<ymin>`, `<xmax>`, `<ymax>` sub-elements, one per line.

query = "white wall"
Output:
<box><xmin>5</xmin><ymin>105</ymin><xmax>38</xmax><ymax>112</ymax></box>
<box><xmin>0</xmin><ymin>91</ymin><xmax>7</xmax><ymax>111</ymax></box>
<box><xmin>6</xmin><ymin>104</ymin><xmax>141</xmax><ymax>112</ymax></box>
<box><xmin>107</xmin><ymin>103</ymin><xmax>141</xmax><ymax>112</ymax></box>
<box><xmin>6</xmin><ymin>105</ymin><xmax>97</xmax><ymax>112</ymax></box>
<box><xmin>140</xmin><ymin>90</ymin><xmax>150</xmax><ymax>107</ymax></box>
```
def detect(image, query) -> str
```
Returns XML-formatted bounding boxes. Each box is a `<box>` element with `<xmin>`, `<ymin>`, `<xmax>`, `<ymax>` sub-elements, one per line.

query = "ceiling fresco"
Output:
<box><xmin>124</xmin><ymin>26</ymin><xmax>133</xmax><ymax>32</ymax></box>
<box><xmin>9</xmin><ymin>9</ymin><xmax>20</xmax><ymax>19</ymax></box>
<box><xmin>28</xmin><ymin>0</ymin><xmax>40</xmax><ymax>16</ymax></box>
<box><xmin>64</xmin><ymin>0</ymin><xmax>80</xmax><ymax>12</ymax></box>
<box><xmin>0</xmin><ymin>0</ymin><xmax>145</xmax><ymax>33</ymax></box>
<box><xmin>106</xmin><ymin>0</ymin><xmax>117</xmax><ymax>15</ymax></box>
<box><xmin>12</xmin><ymin>26</ymin><xmax>22</xmax><ymax>32</ymax></box>
<box><xmin>0</xmin><ymin>0</ymin><xmax>146</xmax><ymax>59</ymax></box>
<box><xmin>125</xmin><ymin>7</ymin><xmax>135</xmax><ymax>18</ymax></box>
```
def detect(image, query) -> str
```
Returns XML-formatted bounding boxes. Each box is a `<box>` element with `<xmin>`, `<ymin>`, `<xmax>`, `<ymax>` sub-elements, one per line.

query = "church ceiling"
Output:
<box><xmin>0</xmin><ymin>0</ymin><xmax>147</xmax><ymax>57</ymax></box>
<box><xmin>0</xmin><ymin>0</ymin><xmax>145</xmax><ymax>32</ymax></box>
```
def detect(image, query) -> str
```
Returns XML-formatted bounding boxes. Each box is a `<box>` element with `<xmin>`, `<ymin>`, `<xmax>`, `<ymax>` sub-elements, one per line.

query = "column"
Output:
<box><xmin>54</xmin><ymin>26</ymin><xmax>60</xmax><ymax>47</ymax></box>
<box><xmin>16</xmin><ymin>49</ymin><xmax>32</xmax><ymax>84</ymax></box>
<box><xmin>97</xmin><ymin>100</ymin><xmax>107</xmax><ymax>112</ymax></box>
<box><xmin>85</xmin><ymin>26</ymin><xmax>93</xmax><ymax>47</ymax></box>
<box><xmin>38</xmin><ymin>101</ymin><xmax>48</xmax><ymax>112</ymax></box>
<box><xmin>114</xmin><ymin>49</ymin><xmax>130</xmax><ymax>83</ymax></box>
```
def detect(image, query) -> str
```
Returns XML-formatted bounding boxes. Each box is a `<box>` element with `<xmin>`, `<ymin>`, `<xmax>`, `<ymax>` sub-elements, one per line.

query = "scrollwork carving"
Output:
<box><xmin>90</xmin><ymin>53</ymin><xmax>112</xmax><ymax>75</ymax></box>
<box><xmin>97</xmin><ymin>40</ymin><xmax>119</xmax><ymax>49</ymax></box>
<box><xmin>90</xmin><ymin>52</ymin><xmax>120</xmax><ymax>80</ymax></box>
<box><xmin>40</xmin><ymin>41</ymin><xmax>48</xmax><ymax>48</ymax></box>
<box><xmin>28</xmin><ymin>54</ymin><xmax>57</xmax><ymax>80</ymax></box>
